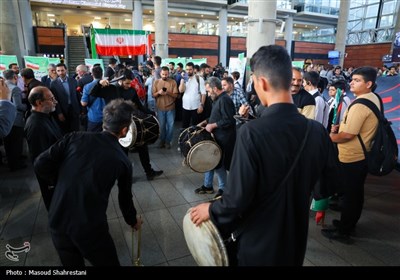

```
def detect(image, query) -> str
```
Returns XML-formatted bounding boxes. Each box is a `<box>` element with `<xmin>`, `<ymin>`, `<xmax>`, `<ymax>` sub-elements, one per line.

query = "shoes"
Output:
<box><xmin>146</xmin><ymin>169</ymin><xmax>163</xmax><ymax>180</ymax></box>
<box><xmin>165</xmin><ymin>143</ymin><xmax>171</xmax><ymax>149</ymax></box>
<box><xmin>158</xmin><ymin>141</ymin><xmax>165</xmax><ymax>149</ymax></box>
<box><xmin>194</xmin><ymin>185</ymin><xmax>214</xmax><ymax>194</ymax></box>
<box><xmin>321</xmin><ymin>228</ymin><xmax>354</xmax><ymax>245</ymax></box>
<box><xmin>214</xmin><ymin>189</ymin><xmax>223</xmax><ymax>199</ymax></box>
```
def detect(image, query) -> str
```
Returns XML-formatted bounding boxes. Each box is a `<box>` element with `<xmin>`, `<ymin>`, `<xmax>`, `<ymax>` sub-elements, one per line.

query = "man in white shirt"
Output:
<box><xmin>178</xmin><ymin>62</ymin><xmax>206</xmax><ymax>129</ymax></box>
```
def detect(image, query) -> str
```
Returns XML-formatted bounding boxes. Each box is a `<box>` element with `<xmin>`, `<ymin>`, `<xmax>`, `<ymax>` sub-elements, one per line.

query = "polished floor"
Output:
<box><xmin>1</xmin><ymin>124</ymin><xmax>400</xmax><ymax>267</ymax></box>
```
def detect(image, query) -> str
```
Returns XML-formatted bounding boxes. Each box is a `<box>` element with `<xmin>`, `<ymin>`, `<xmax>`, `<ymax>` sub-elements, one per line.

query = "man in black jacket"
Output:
<box><xmin>34</xmin><ymin>99</ymin><xmax>143</xmax><ymax>266</ymax></box>
<box><xmin>190</xmin><ymin>45</ymin><xmax>339</xmax><ymax>266</ymax></box>
<box><xmin>25</xmin><ymin>86</ymin><xmax>63</xmax><ymax>210</ymax></box>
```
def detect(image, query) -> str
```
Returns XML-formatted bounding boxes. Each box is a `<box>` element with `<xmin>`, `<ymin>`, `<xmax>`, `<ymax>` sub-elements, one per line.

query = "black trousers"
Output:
<box><xmin>182</xmin><ymin>108</ymin><xmax>200</xmax><ymax>129</ymax></box>
<box><xmin>51</xmin><ymin>230</ymin><xmax>120</xmax><ymax>266</ymax></box>
<box><xmin>124</xmin><ymin>145</ymin><xmax>152</xmax><ymax>174</ymax></box>
<box><xmin>3</xmin><ymin>126</ymin><xmax>24</xmax><ymax>169</ymax></box>
<box><xmin>339</xmin><ymin>160</ymin><xmax>368</xmax><ymax>234</ymax></box>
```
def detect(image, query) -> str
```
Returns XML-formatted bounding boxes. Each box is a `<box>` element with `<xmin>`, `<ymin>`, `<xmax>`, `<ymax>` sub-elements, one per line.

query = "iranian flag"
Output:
<box><xmin>91</xmin><ymin>28</ymin><xmax>151</xmax><ymax>58</ymax></box>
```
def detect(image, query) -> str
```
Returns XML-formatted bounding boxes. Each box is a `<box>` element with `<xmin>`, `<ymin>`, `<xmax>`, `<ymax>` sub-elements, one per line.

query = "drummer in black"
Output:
<box><xmin>34</xmin><ymin>99</ymin><xmax>143</xmax><ymax>266</ymax></box>
<box><xmin>190</xmin><ymin>45</ymin><xmax>339</xmax><ymax>266</ymax></box>
<box><xmin>90</xmin><ymin>70</ymin><xmax>163</xmax><ymax>180</ymax></box>
<box><xmin>195</xmin><ymin>77</ymin><xmax>236</xmax><ymax>198</ymax></box>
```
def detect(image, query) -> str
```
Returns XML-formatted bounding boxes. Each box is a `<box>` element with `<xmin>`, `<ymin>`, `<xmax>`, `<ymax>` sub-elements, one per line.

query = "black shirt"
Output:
<box><xmin>210</xmin><ymin>103</ymin><xmax>339</xmax><ymax>266</ymax></box>
<box><xmin>34</xmin><ymin>131</ymin><xmax>137</xmax><ymax>238</ymax></box>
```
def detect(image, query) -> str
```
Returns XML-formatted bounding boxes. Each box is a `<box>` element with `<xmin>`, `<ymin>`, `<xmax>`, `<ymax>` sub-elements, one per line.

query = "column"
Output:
<box><xmin>284</xmin><ymin>16</ymin><xmax>293</xmax><ymax>58</ymax></box>
<box><xmin>133</xmin><ymin>0</ymin><xmax>144</xmax><ymax>63</ymax></box>
<box><xmin>154</xmin><ymin>0</ymin><xmax>168</xmax><ymax>58</ymax></box>
<box><xmin>246</xmin><ymin>0</ymin><xmax>277</xmax><ymax>58</ymax></box>
<box><xmin>335</xmin><ymin>0</ymin><xmax>350</xmax><ymax>67</ymax></box>
<box><xmin>219</xmin><ymin>8</ymin><xmax>228</xmax><ymax>67</ymax></box>
<box><xmin>0</xmin><ymin>0</ymin><xmax>36</xmax><ymax>62</ymax></box>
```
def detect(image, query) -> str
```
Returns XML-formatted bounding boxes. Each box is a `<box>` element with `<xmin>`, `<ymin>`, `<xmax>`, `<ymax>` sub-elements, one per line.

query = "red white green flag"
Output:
<box><xmin>91</xmin><ymin>28</ymin><xmax>151</xmax><ymax>58</ymax></box>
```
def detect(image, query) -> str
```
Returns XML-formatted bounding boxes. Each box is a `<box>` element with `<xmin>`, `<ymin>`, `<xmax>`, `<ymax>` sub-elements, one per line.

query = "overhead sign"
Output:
<box><xmin>31</xmin><ymin>0</ymin><xmax>132</xmax><ymax>10</ymax></box>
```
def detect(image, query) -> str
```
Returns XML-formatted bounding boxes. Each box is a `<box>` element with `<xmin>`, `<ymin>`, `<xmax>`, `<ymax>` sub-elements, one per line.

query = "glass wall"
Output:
<box><xmin>294</xmin><ymin>0</ymin><xmax>340</xmax><ymax>15</ymax></box>
<box><xmin>347</xmin><ymin>0</ymin><xmax>399</xmax><ymax>44</ymax></box>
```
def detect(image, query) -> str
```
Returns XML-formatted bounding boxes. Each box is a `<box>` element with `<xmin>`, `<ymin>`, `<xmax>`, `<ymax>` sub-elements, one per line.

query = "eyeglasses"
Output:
<box><xmin>44</xmin><ymin>96</ymin><xmax>56</xmax><ymax>102</ymax></box>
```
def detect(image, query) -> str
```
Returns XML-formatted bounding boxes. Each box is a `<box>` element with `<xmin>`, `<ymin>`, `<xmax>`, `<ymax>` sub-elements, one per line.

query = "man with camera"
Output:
<box><xmin>152</xmin><ymin>66</ymin><xmax>179</xmax><ymax>149</ymax></box>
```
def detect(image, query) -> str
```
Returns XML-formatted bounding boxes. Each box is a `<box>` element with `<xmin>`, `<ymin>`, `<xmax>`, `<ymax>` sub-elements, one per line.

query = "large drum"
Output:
<box><xmin>119</xmin><ymin>114</ymin><xmax>160</xmax><ymax>148</ymax></box>
<box><xmin>178</xmin><ymin>126</ymin><xmax>221</xmax><ymax>173</ymax></box>
<box><xmin>183</xmin><ymin>209</ymin><xmax>229</xmax><ymax>266</ymax></box>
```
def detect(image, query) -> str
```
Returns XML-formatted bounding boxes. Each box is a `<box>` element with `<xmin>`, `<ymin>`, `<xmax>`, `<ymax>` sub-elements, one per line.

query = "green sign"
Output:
<box><xmin>0</xmin><ymin>55</ymin><xmax>18</xmax><ymax>76</ymax></box>
<box><xmin>292</xmin><ymin>61</ymin><xmax>304</xmax><ymax>69</ymax></box>
<box><xmin>24</xmin><ymin>56</ymin><xmax>49</xmax><ymax>80</ymax></box>
<box><xmin>84</xmin><ymin>59</ymin><xmax>105</xmax><ymax>72</ymax></box>
<box><xmin>48</xmin><ymin>58</ymin><xmax>61</xmax><ymax>65</ymax></box>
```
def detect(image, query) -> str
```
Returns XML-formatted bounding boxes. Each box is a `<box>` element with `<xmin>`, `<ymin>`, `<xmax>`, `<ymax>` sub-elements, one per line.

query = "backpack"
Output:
<box><xmin>348</xmin><ymin>95</ymin><xmax>398</xmax><ymax>176</ymax></box>
<box><xmin>130</xmin><ymin>77</ymin><xmax>146</xmax><ymax>103</ymax></box>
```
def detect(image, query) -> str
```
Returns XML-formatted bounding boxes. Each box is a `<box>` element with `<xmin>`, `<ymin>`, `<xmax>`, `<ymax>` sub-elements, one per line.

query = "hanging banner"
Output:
<box><xmin>48</xmin><ymin>58</ymin><xmax>61</xmax><ymax>65</ymax></box>
<box><xmin>228</xmin><ymin>57</ymin><xmax>245</xmax><ymax>89</ymax></box>
<box><xmin>0</xmin><ymin>55</ymin><xmax>18</xmax><ymax>77</ymax></box>
<box><xmin>91</xmin><ymin>28</ymin><xmax>151</xmax><ymax>58</ymax></box>
<box><xmin>188</xmin><ymin>58</ymin><xmax>208</xmax><ymax>66</ymax></box>
<box><xmin>162</xmin><ymin>58</ymin><xmax>187</xmax><ymax>68</ymax></box>
<box><xmin>84</xmin><ymin>58</ymin><xmax>105</xmax><ymax>72</ymax></box>
<box><xmin>24</xmin><ymin>56</ymin><xmax>49</xmax><ymax>79</ymax></box>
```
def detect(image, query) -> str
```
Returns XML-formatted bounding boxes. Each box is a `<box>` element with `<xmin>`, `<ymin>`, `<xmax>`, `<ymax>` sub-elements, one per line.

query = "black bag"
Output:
<box><xmin>348</xmin><ymin>95</ymin><xmax>398</xmax><ymax>176</ymax></box>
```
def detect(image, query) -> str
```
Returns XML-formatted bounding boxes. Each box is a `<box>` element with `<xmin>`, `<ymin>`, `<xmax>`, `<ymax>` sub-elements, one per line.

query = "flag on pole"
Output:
<box><xmin>91</xmin><ymin>28</ymin><xmax>151</xmax><ymax>58</ymax></box>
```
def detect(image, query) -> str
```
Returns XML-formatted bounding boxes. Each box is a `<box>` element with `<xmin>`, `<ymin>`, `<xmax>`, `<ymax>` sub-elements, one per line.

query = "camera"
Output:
<box><xmin>162</xmin><ymin>87</ymin><xmax>167</xmax><ymax>92</ymax></box>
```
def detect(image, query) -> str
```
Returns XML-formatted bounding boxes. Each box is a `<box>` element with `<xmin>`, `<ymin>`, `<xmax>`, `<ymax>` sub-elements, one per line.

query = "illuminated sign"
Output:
<box><xmin>32</xmin><ymin>0</ymin><xmax>132</xmax><ymax>10</ymax></box>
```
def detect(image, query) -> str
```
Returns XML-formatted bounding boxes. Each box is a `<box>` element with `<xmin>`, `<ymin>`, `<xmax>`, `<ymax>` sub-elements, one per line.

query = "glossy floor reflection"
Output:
<box><xmin>1</xmin><ymin>124</ymin><xmax>399</xmax><ymax>267</ymax></box>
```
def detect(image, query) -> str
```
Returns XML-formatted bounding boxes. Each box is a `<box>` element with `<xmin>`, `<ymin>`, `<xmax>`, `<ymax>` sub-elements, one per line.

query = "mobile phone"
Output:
<box><xmin>183</xmin><ymin>73</ymin><xmax>189</xmax><ymax>82</ymax></box>
<box><xmin>162</xmin><ymin>87</ymin><xmax>167</xmax><ymax>92</ymax></box>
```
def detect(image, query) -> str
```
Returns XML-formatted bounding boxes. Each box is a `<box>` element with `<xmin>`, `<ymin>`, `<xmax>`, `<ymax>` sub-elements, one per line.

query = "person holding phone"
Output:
<box><xmin>152</xmin><ymin>66</ymin><xmax>179</xmax><ymax>149</ymax></box>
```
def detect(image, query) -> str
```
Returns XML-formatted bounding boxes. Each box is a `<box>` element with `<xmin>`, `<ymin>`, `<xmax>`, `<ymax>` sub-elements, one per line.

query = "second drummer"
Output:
<box><xmin>195</xmin><ymin>77</ymin><xmax>236</xmax><ymax>198</ymax></box>
<box><xmin>90</xmin><ymin>69</ymin><xmax>163</xmax><ymax>181</ymax></box>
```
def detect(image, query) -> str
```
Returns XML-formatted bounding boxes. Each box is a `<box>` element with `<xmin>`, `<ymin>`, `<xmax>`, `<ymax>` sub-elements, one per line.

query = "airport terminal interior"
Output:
<box><xmin>1</xmin><ymin>0</ymin><xmax>400</xmax><ymax>268</ymax></box>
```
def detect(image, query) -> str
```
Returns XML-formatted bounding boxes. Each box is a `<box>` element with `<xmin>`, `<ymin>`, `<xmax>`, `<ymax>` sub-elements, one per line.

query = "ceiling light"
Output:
<box><xmin>94</xmin><ymin>16</ymin><xmax>101</xmax><ymax>20</ymax></box>
<box><xmin>170</xmin><ymin>26</ymin><xmax>176</xmax><ymax>28</ymax></box>
<box><xmin>178</xmin><ymin>22</ymin><xmax>185</xmax><ymax>25</ymax></box>
<box><xmin>124</xmin><ymin>19</ymin><xmax>131</xmax><ymax>22</ymax></box>
<box><xmin>47</xmin><ymin>14</ymin><xmax>55</xmax><ymax>17</ymax></box>
<box><xmin>49</xmin><ymin>18</ymin><xmax>56</xmax><ymax>22</ymax></box>
<box><xmin>185</xmin><ymin>13</ymin><xmax>187</xmax><ymax>16</ymax></box>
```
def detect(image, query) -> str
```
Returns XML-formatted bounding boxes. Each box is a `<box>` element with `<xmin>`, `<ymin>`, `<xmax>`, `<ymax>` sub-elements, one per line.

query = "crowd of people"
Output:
<box><xmin>0</xmin><ymin>45</ymin><xmax>393</xmax><ymax>266</ymax></box>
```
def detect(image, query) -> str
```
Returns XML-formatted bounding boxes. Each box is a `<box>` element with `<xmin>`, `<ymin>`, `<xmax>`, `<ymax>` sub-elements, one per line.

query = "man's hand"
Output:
<box><xmin>58</xmin><ymin>113</ymin><xmax>66</xmax><ymax>122</ymax></box>
<box><xmin>190</xmin><ymin>203</ymin><xmax>211</xmax><ymax>226</ymax></box>
<box><xmin>197</xmin><ymin>105</ymin><xmax>204</xmax><ymax>114</ymax></box>
<box><xmin>205</xmin><ymin>123</ymin><xmax>216</xmax><ymax>133</ymax></box>
<box><xmin>239</xmin><ymin>104</ymin><xmax>250</xmax><ymax>118</ymax></box>
<box><xmin>99</xmin><ymin>80</ymin><xmax>110</xmax><ymax>87</ymax></box>
<box><xmin>0</xmin><ymin>79</ymin><xmax>11</xmax><ymax>100</ymax></box>
<box><xmin>132</xmin><ymin>215</ymin><xmax>143</xmax><ymax>231</ymax></box>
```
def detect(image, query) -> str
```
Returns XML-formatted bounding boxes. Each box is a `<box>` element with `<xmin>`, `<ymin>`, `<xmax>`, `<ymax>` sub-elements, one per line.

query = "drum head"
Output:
<box><xmin>183</xmin><ymin>209</ymin><xmax>229</xmax><ymax>266</ymax></box>
<box><xmin>187</xmin><ymin>140</ymin><xmax>221</xmax><ymax>173</ymax></box>
<box><xmin>119</xmin><ymin>121</ymin><xmax>137</xmax><ymax>148</ymax></box>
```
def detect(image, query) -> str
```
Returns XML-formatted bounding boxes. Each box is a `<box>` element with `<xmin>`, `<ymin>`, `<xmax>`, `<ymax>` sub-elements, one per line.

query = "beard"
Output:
<box><xmin>188</xmin><ymin>72</ymin><xmax>193</xmax><ymax>77</ymax></box>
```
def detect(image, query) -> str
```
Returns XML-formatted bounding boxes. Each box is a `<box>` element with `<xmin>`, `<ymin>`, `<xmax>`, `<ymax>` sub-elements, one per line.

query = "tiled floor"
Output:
<box><xmin>1</xmin><ymin>124</ymin><xmax>399</xmax><ymax>267</ymax></box>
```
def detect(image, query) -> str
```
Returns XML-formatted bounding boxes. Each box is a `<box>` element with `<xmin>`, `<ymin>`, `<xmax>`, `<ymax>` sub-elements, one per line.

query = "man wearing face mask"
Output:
<box><xmin>90</xmin><ymin>70</ymin><xmax>163</xmax><ymax>181</ymax></box>
<box><xmin>152</xmin><ymin>66</ymin><xmax>179</xmax><ymax>149</ymax></box>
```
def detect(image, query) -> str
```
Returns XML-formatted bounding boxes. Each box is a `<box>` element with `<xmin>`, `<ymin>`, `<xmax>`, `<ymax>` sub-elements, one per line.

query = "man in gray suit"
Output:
<box><xmin>0</xmin><ymin>78</ymin><xmax>16</xmax><ymax>138</ymax></box>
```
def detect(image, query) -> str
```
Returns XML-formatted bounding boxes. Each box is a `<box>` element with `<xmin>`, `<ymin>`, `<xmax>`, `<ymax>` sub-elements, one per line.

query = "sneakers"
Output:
<box><xmin>146</xmin><ymin>169</ymin><xmax>163</xmax><ymax>180</ymax></box>
<box><xmin>214</xmin><ymin>189</ymin><xmax>223</xmax><ymax>199</ymax></box>
<box><xmin>194</xmin><ymin>185</ymin><xmax>214</xmax><ymax>194</ymax></box>
<box><xmin>321</xmin><ymin>228</ymin><xmax>354</xmax><ymax>245</ymax></box>
<box><xmin>165</xmin><ymin>143</ymin><xmax>171</xmax><ymax>149</ymax></box>
<box><xmin>158</xmin><ymin>141</ymin><xmax>165</xmax><ymax>149</ymax></box>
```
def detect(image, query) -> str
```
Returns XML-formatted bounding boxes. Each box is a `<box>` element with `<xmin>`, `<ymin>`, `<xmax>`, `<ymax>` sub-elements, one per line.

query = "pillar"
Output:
<box><xmin>0</xmin><ymin>0</ymin><xmax>36</xmax><ymax>63</ymax></box>
<box><xmin>154</xmin><ymin>0</ymin><xmax>168</xmax><ymax>58</ymax></box>
<box><xmin>284</xmin><ymin>16</ymin><xmax>293</xmax><ymax>58</ymax></box>
<box><xmin>219</xmin><ymin>8</ymin><xmax>228</xmax><ymax>67</ymax></box>
<box><xmin>133</xmin><ymin>0</ymin><xmax>144</xmax><ymax>63</ymax></box>
<box><xmin>334</xmin><ymin>0</ymin><xmax>350</xmax><ymax>67</ymax></box>
<box><xmin>246</xmin><ymin>0</ymin><xmax>277</xmax><ymax>58</ymax></box>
